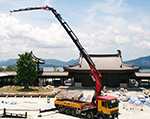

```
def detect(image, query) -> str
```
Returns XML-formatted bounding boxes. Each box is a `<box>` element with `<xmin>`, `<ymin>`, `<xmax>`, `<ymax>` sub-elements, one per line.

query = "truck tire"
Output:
<box><xmin>58</xmin><ymin>106</ymin><xmax>63</xmax><ymax>113</ymax></box>
<box><xmin>71</xmin><ymin>109</ymin><xmax>77</xmax><ymax>116</ymax></box>
<box><xmin>98</xmin><ymin>115</ymin><xmax>105</xmax><ymax>119</ymax></box>
<box><xmin>86</xmin><ymin>111</ymin><xmax>94</xmax><ymax>119</ymax></box>
<box><xmin>65</xmin><ymin>108</ymin><xmax>71</xmax><ymax>115</ymax></box>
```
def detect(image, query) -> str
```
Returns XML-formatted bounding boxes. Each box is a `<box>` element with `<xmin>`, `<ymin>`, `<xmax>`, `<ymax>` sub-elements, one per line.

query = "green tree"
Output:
<box><xmin>15</xmin><ymin>52</ymin><xmax>37</xmax><ymax>89</ymax></box>
<box><xmin>5</xmin><ymin>66</ymin><xmax>16</xmax><ymax>71</ymax></box>
<box><xmin>53</xmin><ymin>65</ymin><xmax>59</xmax><ymax>72</ymax></box>
<box><xmin>0</xmin><ymin>66</ymin><xmax>4</xmax><ymax>72</ymax></box>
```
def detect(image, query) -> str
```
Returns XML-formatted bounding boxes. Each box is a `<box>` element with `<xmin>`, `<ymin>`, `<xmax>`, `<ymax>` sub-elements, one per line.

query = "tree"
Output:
<box><xmin>0</xmin><ymin>67</ymin><xmax>4</xmax><ymax>72</ymax></box>
<box><xmin>53</xmin><ymin>65</ymin><xmax>59</xmax><ymax>71</ymax></box>
<box><xmin>5</xmin><ymin>66</ymin><xmax>16</xmax><ymax>71</ymax></box>
<box><xmin>15</xmin><ymin>52</ymin><xmax>37</xmax><ymax>89</ymax></box>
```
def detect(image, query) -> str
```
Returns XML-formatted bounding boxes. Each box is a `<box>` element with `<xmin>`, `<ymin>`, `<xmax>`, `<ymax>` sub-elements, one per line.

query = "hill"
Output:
<box><xmin>0</xmin><ymin>59</ymin><xmax>18</xmax><ymax>66</ymax></box>
<box><xmin>1</xmin><ymin>55</ymin><xmax>150</xmax><ymax>68</ymax></box>
<box><xmin>43</xmin><ymin>59</ymin><xmax>78</xmax><ymax>67</ymax></box>
<box><xmin>0</xmin><ymin>58</ymin><xmax>78</xmax><ymax>67</ymax></box>
<box><xmin>123</xmin><ymin>56</ymin><xmax>150</xmax><ymax>68</ymax></box>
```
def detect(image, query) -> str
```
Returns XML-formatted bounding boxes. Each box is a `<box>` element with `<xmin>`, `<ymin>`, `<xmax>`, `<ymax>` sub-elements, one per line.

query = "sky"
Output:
<box><xmin>0</xmin><ymin>0</ymin><xmax>150</xmax><ymax>62</ymax></box>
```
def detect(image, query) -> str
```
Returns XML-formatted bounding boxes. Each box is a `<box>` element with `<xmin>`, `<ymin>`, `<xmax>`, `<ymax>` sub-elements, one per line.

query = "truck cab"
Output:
<box><xmin>97</xmin><ymin>95</ymin><xmax>119</xmax><ymax>119</ymax></box>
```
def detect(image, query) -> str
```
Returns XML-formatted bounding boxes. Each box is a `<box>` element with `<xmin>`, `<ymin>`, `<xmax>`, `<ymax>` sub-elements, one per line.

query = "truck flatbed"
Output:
<box><xmin>55</xmin><ymin>100</ymin><xmax>90</xmax><ymax>110</ymax></box>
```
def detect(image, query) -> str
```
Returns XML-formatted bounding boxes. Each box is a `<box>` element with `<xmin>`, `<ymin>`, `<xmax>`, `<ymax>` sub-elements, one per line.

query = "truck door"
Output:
<box><xmin>97</xmin><ymin>100</ymin><xmax>110</xmax><ymax>115</ymax></box>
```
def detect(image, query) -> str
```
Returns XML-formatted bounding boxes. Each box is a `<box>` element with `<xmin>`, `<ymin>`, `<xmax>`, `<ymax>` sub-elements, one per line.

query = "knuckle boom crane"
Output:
<box><xmin>10</xmin><ymin>6</ymin><xmax>119</xmax><ymax>119</ymax></box>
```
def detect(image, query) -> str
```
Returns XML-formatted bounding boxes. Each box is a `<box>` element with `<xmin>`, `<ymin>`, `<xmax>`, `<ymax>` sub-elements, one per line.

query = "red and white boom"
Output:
<box><xmin>10</xmin><ymin>6</ymin><xmax>103</xmax><ymax>106</ymax></box>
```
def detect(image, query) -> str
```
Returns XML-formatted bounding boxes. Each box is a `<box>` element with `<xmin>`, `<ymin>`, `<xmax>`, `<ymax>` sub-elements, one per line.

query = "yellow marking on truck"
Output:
<box><xmin>55</xmin><ymin>100</ymin><xmax>89</xmax><ymax>110</ymax></box>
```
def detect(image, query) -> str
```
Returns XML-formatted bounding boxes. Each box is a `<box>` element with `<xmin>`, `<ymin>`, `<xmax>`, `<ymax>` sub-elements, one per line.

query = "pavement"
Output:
<box><xmin>0</xmin><ymin>89</ymin><xmax>150</xmax><ymax>119</ymax></box>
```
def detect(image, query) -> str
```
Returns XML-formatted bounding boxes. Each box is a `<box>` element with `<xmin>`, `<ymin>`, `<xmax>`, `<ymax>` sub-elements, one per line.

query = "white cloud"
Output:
<box><xmin>90</xmin><ymin>0</ymin><xmax>129</xmax><ymax>15</ymax></box>
<box><xmin>128</xmin><ymin>25</ymin><xmax>144</xmax><ymax>36</ymax></box>
<box><xmin>134</xmin><ymin>41</ymin><xmax>150</xmax><ymax>50</ymax></box>
<box><xmin>89</xmin><ymin>26</ymin><xmax>120</xmax><ymax>44</ymax></box>
<box><xmin>0</xmin><ymin>13</ymin><xmax>75</xmax><ymax>60</ymax></box>
<box><xmin>128</xmin><ymin>25</ymin><xmax>150</xmax><ymax>40</ymax></box>
<box><xmin>0</xmin><ymin>0</ymin><xmax>150</xmax><ymax>61</ymax></box>
<box><xmin>115</xmin><ymin>35</ymin><xmax>130</xmax><ymax>44</ymax></box>
<box><xmin>84</xmin><ymin>0</ymin><xmax>129</xmax><ymax>34</ymax></box>
<box><xmin>44</xmin><ymin>0</ymin><xmax>52</xmax><ymax>5</ymax></box>
<box><xmin>77</xmin><ymin>26</ymin><xmax>123</xmax><ymax>53</ymax></box>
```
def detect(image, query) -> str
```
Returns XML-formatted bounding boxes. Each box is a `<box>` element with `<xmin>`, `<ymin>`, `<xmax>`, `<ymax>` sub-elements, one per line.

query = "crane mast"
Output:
<box><xmin>10</xmin><ymin>6</ymin><xmax>102</xmax><ymax>100</ymax></box>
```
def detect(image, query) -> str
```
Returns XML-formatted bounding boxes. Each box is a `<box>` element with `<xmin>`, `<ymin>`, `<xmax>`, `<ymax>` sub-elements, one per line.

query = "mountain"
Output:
<box><xmin>1</xmin><ymin>55</ymin><xmax>150</xmax><ymax>68</ymax></box>
<box><xmin>0</xmin><ymin>59</ymin><xmax>18</xmax><ymax>66</ymax></box>
<box><xmin>43</xmin><ymin>59</ymin><xmax>79</xmax><ymax>67</ymax></box>
<box><xmin>123</xmin><ymin>56</ymin><xmax>150</xmax><ymax>68</ymax></box>
<box><xmin>0</xmin><ymin>58</ymin><xmax>78</xmax><ymax>67</ymax></box>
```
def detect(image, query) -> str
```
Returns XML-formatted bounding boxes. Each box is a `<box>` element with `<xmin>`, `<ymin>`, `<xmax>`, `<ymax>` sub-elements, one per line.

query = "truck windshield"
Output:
<box><xmin>107</xmin><ymin>99</ymin><xmax>118</xmax><ymax>108</ymax></box>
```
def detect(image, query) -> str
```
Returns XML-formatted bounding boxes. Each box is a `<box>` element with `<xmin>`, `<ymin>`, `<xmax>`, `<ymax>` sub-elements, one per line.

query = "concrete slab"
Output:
<box><xmin>0</xmin><ymin>90</ymin><xmax>149</xmax><ymax>119</ymax></box>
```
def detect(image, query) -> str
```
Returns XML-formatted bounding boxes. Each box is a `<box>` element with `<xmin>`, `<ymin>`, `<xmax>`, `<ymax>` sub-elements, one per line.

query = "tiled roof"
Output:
<box><xmin>80</xmin><ymin>55</ymin><xmax>122</xmax><ymax>69</ymax></box>
<box><xmin>64</xmin><ymin>51</ymin><xmax>140</xmax><ymax>72</ymax></box>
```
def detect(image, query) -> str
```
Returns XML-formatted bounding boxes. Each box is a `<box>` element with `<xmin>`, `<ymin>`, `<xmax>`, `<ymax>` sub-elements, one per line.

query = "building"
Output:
<box><xmin>2</xmin><ymin>50</ymin><xmax>150</xmax><ymax>88</ymax></box>
<box><xmin>63</xmin><ymin>50</ymin><xmax>140</xmax><ymax>87</ymax></box>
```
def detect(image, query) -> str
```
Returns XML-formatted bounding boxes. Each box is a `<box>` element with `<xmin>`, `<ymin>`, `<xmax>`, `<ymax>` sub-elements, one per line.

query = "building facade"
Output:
<box><xmin>63</xmin><ymin>50</ymin><xmax>140</xmax><ymax>87</ymax></box>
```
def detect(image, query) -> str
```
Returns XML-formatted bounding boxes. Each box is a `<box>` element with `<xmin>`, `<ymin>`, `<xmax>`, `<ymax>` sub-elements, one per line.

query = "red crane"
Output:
<box><xmin>10</xmin><ymin>5</ymin><xmax>102</xmax><ymax>106</ymax></box>
<box><xmin>10</xmin><ymin>6</ymin><xmax>120</xmax><ymax>119</ymax></box>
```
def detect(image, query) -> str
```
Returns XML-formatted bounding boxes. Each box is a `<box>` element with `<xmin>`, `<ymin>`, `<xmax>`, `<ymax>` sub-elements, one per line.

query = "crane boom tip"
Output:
<box><xmin>41</xmin><ymin>5</ymin><xmax>51</xmax><ymax>10</ymax></box>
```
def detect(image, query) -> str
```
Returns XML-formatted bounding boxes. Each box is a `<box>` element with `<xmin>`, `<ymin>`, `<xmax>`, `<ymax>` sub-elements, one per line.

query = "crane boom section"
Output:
<box><xmin>10</xmin><ymin>5</ymin><xmax>102</xmax><ymax>95</ymax></box>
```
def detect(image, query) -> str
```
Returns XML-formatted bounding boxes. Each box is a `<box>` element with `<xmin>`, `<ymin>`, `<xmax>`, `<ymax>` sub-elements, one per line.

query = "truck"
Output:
<box><xmin>10</xmin><ymin>6</ymin><xmax>119</xmax><ymax>119</ymax></box>
<box><xmin>54</xmin><ymin>90</ymin><xmax>119</xmax><ymax>119</ymax></box>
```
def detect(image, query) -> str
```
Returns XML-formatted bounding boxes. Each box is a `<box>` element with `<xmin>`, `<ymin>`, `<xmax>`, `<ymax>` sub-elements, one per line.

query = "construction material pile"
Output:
<box><xmin>56</xmin><ymin>90</ymin><xmax>83</xmax><ymax>101</ymax></box>
<box><xmin>128</xmin><ymin>96</ymin><xmax>150</xmax><ymax>107</ymax></box>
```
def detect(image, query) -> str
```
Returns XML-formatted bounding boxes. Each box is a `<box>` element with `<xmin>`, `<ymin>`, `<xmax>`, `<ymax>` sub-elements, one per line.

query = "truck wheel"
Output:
<box><xmin>98</xmin><ymin>115</ymin><xmax>105</xmax><ymax>119</ymax></box>
<box><xmin>86</xmin><ymin>111</ymin><xmax>94</xmax><ymax>119</ymax></box>
<box><xmin>71</xmin><ymin>109</ymin><xmax>77</xmax><ymax>116</ymax></box>
<box><xmin>65</xmin><ymin>108</ymin><xmax>71</xmax><ymax>115</ymax></box>
<box><xmin>58</xmin><ymin>106</ymin><xmax>63</xmax><ymax>113</ymax></box>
